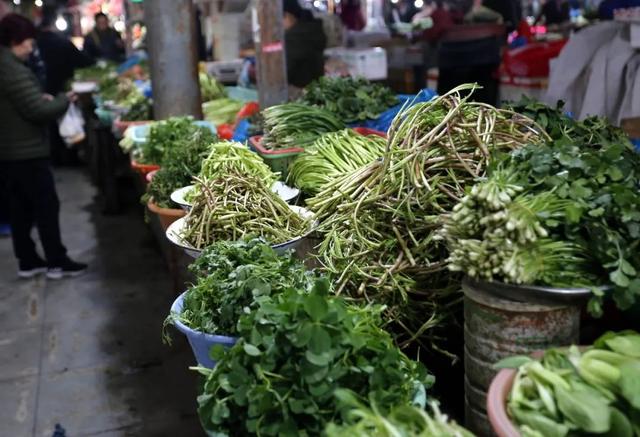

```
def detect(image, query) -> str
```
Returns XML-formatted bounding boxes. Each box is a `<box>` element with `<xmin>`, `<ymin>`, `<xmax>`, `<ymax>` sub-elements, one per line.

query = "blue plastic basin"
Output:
<box><xmin>169</xmin><ymin>291</ymin><xmax>237</xmax><ymax>368</ymax></box>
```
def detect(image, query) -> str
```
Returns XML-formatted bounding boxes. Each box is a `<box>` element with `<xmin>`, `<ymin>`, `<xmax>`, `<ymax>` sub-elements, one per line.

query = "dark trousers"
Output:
<box><xmin>0</xmin><ymin>159</ymin><xmax>67</xmax><ymax>266</ymax></box>
<box><xmin>437</xmin><ymin>64</ymin><xmax>500</xmax><ymax>107</ymax></box>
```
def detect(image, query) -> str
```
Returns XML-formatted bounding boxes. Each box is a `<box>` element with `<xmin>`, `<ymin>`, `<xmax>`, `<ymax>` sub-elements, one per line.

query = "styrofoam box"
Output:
<box><xmin>206</xmin><ymin>59</ymin><xmax>244</xmax><ymax>83</ymax></box>
<box><xmin>324</xmin><ymin>47</ymin><xmax>388</xmax><ymax>81</ymax></box>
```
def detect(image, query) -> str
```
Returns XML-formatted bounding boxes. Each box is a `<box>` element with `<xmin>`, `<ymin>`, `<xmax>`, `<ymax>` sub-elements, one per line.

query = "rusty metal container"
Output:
<box><xmin>463</xmin><ymin>278</ymin><xmax>582</xmax><ymax>436</ymax></box>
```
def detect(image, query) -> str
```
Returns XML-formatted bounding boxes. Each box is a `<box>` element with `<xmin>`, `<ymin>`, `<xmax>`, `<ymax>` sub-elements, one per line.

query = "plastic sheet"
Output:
<box><xmin>350</xmin><ymin>88</ymin><xmax>437</xmax><ymax>133</ymax></box>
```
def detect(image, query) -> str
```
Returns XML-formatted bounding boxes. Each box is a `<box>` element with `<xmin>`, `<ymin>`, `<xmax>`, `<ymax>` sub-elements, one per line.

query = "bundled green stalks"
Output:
<box><xmin>288</xmin><ymin>129</ymin><xmax>386</xmax><ymax>195</ymax></box>
<box><xmin>307</xmin><ymin>84</ymin><xmax>544</xmax><ymax>347</ymax></box>
<box><xmin>300</xmin><ymin>77</ymin><xmax>399</xmax><ymax>123</ymax></box>
<box><xmin>442</xmin><ymin>170</ymin><xmax>589</xmax><ymax>287</ymax></box>
<box><xmin>120</xmin><ymin>93</ymin><xmax>152</xmax><ymax>121</ymax></box>
<box><xmin>182</xmin><ymin>170</ymin><xmax>308</xmax><ymax>249</ymax></box>
<box><xmin>262</xmin><ymin>103</ymin><xmax>344</xmax><ymax>150</ymax></box>
<box><xmin>199</xmin><ymin>72</ymin><xmax>227</xmax><ymax>102</ymax></box>
<box><xmin>497</xmin><ymin>330</ymin><xmax>640</xmax><ymax>437</ymax></box>
<box><xmin>186</xmin><ymin>142</ymin><xmax>277</xmax><ymax>203</ymax></box>
<box><xmin>202</xmin><ymin>98</ymin><xmax>243</xmax><ymax>125</ymax></box>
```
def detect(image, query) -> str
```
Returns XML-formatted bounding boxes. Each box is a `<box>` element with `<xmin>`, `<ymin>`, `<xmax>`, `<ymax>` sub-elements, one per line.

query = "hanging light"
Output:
<box><xmin>55</xmin><ymin>16</ymin><xmax>68</xmax><ymax>31</ymax></box>
<box><xmin>414</xmin><ymin>0</ymin><xmax>424</xmax><ymax>7</ymax></box>
<box><xmin>34</xmin><ymin>0</ymin><xmax>43</xmax><ymax>6</ymax></box>
<box><xmin>13</xmin><ymin>0</ymin><xmax>21</xmax><ymax>5</ymax></box>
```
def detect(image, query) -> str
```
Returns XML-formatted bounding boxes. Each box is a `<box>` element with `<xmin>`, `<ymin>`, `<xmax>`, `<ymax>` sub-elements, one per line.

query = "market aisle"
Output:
<box><xmin>0</xmin><ymin>169</ymin><xmax>203</xmax><ymax>437</ymax></box>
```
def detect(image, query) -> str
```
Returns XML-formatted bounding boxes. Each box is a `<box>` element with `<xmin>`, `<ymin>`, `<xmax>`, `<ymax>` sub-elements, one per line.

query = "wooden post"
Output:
<box><xmin>254</xmin><ymin>0</ymin><xmax>288</xmax><ymax>108</ymax></box>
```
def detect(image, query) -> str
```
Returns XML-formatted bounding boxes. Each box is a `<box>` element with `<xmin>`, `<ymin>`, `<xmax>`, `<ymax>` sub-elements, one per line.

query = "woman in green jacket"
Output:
<box><xmin>0</xmin><ymin>14</ymin><xmax>87</xmax><ymax>279</ymax></box>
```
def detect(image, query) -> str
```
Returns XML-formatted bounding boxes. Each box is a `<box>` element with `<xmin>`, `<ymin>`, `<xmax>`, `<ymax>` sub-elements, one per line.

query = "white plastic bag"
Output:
<box><xmin>58</xmin><ymin>103</ymin><xmax>85</xmax><ymax>146</ymax></box>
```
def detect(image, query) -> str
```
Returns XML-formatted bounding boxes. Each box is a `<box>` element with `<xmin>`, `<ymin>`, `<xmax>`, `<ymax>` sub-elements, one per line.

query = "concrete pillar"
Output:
<box><xmin>145</xmin><ymin>0</ymin><xmax>203</xmax><ymax>119</ymax></box>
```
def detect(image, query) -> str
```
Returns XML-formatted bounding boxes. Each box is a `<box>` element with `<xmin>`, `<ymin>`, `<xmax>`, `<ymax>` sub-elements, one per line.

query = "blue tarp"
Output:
<box><xmin>350</xmin><ymin>88</ymin><xmax>438</xmax><ymax>133</ymax></box>
<box><xmin>232</xmin><ymin>118</ymin><xmax>251</xmax><ymax>143</ymax></box>
<box><xmin>632</xmin><ymin>139</ymin><xmax>640</xmax><ymax>152</ymax></box>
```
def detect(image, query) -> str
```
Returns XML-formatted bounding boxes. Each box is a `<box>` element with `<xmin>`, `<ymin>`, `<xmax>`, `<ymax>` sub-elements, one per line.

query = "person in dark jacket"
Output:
<box><xmin>0</xmin><ymin>14</ymin><xmax>87</xmax><ymax>279</ymax></box>
<box><xmin>38</xmin><ymin>6</ymin><xmax>94</xmax><ymax>165</ymax></box>
<box><xmin>83</xmin><ymin>12</ymin><xmax>124</xmax><ymax>62</ymax></box>
<box><xmin>283</xmin><ymin>0</ymin><xmax>327</xmax><ymax>89</ymax></box>
<box><xmin>38</xmin><ymin>6</ymin><xmax>94</xmax><ymax>95</ymax></box>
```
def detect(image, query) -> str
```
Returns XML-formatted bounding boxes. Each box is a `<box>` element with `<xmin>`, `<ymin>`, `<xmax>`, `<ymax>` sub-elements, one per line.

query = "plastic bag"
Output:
<box><xmin>58</xmin><ymin>103</ymin><xmax>85</xmax><ymax>146</ymax></box>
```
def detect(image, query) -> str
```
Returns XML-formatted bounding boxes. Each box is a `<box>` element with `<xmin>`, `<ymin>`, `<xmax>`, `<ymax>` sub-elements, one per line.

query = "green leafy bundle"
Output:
<box><xmin>287</xmin><ymin>129</ymin><xmax>386</xmax><ymax>195</ymax></box>
<box><xmin>141</xmin><ymin>123</ymin><xmax>217</xmax><ymax>208</ymax></box>
<box><xmin>196</xmin><ymin>278</ymin><xmax>433</xmax><ymax>436</ymax></box>
<box><xmin>202</xmin><ymin>98</ymin><xmax>243</xmax><ymax>125</ymax></box>
<box><xmin>120</xmin><ymin>93</ymin><xmax>152</xmax><ymax>121</ymax></box>
<box><xmin>325</xmin><ymin>390</ymin><xmax>473</xmax><ymax>437</ymax></box>
<box><xmin>74</xmin><ymin>62</ymin><xmax>117</xmax><ymax>82</ymax></box>
<box><xmin>137</xmin><ymin>117</ymin><xmax>214</xmax><ymax>165</ymax></box>
<box><xmin>300</xmin><ymin>77</ymin><xmax>399</xmax><ymax>123</ymax></box>
<box><xmin>164</xmin><ymin>239</ymin><xmax>312</xmax><ymax>337</ymax></box>
<box><xmin>182</xmin><ymin>170</ymin><xmax>308</xmax><ymax>249</ymax></box>
<box><xmin>503</xmin><ymin>100</ymin><xmax>640</xmax><ymax>313</ymax></box>
<box><xmin>442</xmin><ymin>170</ymin><xmax>589</xmax><ymax>287</ymax></box>
<box><xmin>497</xmin><ymin>331</ymin><xmax>640</xmax><ymax>437</ymax></box>
<box><xmin>199</xmin><ymin>72</ymin><xmax>227</xmax><ymax>102</ymax></box>
<box><xmin>306</xmin><ymin>85</ymin><xmax>543</xmax><ymax>348</ymax></box>
<box><xmin>262</xmin><ymin>103</ymin><xmax>344</xmax><ymax>150</ymax></box>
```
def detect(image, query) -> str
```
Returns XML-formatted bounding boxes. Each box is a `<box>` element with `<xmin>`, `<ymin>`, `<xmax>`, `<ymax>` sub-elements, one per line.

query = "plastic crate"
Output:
<box><xmin>250</xmin><ymin>136</ymin><xmax>303</xmax><ymax>178</ymax></box>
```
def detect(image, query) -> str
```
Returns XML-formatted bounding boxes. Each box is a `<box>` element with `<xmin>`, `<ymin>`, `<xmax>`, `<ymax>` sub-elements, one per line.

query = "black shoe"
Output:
<box><xmin>18</xmin><ymin>258</ymin><xmax>48</xmax><ymax>279</ymax></box>
<box><xmin>46</xmin><ymin>259</ymin><xmax>88</xmax><ymax>279</ymax></box>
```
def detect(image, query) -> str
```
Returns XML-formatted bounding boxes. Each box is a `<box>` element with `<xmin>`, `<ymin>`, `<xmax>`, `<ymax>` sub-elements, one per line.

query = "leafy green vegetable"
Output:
<box><xmin>120</xmin><ymin>93</ymin><xmax>152</xmax><ymax>121</ymax></box>
<box><xmin>140</xmin><ymin>121</ymin><xmax>217</xmax><ymax>208</ymax></box>
<box><xmin>262</xmin><ymin>103</ymin><xmax>344</xmax><ymax>150</ymax></box>
<box><xmin>202</xmin><ymin>98</ymin><xmax>243</xmax><ymax>125</ymax></box>
<box><xmin>507</xmin><ymin>331</ymin><xmax>640</xmax><ymax>437</ymax></box>
<box><xmin>325</xmin><ymin>390</ymin><xmax>473</xmax><ymax>437</ymax></box>
<box><xmin>137</xmin><ymin>117</ymin><xmax>214</xmax><ymax>165</ymax></box>
<box><xmin>196</xmin><ymin>278</ymin><xmax>433</xmax><ymax>436</ymax></box>
<box><xmin>503</xmin><ymin>99</ymin><xmax>640</xmax><ymax>314</ymax></box>
<box><xmin>164</xmin><ymin>239</ymin><xmax>312</xmax><ymax>338</ymax></box>
<box><xmin>300</xmin><ymin>77</ymin><xmax>398</xmax><ymax>123</ymax></box>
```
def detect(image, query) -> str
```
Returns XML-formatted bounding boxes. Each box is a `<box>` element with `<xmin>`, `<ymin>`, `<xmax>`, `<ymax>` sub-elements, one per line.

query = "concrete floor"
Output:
<box><xmin>0</xmin><ymin>169</ymin><xmax>204</xmax><ymax>437</ymax></box>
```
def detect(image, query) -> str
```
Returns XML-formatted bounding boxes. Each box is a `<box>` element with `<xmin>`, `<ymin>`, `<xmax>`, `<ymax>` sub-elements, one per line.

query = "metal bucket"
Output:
<box><xmin>463</xmin><ymin>278</ymin><xmax>581</xmax><ymax>436</ymax></box>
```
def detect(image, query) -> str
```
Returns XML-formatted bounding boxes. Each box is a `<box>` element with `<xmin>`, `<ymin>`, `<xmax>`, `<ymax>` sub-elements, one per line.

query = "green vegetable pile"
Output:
<box><xmin>137</xmin><ymin>117</ymin><xmax>211</xmax><ymax>165</ymax></box>
<box><xmin>199</xmin><ymin>72</ymin><xmax>227</xmax><ymax>102</ymax></box>
<box><xmin>186</xmin><ymin>142</ymin><xmax>278</xmax><ymax>202</ymax></box>
<box><xmin>182</xmin><ymin>170</ymin><xmax>309</xmax><ymax>249</ymax></box>
<box><xmin>203</xmin><ymin>98</ymin><xmax>243</xmax><ymax>125</ymax></box>
<box><xmin>307</xmin><ymin>85</ymin><xmax>542</xmax><ymax>347</ymax></box>
<box><xmin>262</xmin><ymin>103</ymin><xmax>344</xmax><ymax>150</ymax></box>
<box><xmin>287</xmin><ymin>129</ymin><xmax>386</xmax><ymax>195</ymax></box>
<box><xmin>141</xmin><ymin>127</ymin><xmax>217</xmax><ymax>208</ymax></box>
<box><xmin>196</xmin><ymin>278</ymin><xmax>433</xmax><ymax>436</ymax></box>
<box><xmin>164</xmin><ymin>239</ymin><xmax>312</xmax><ymax>337</ymax></box>
<box><xmin>448</xmin><ymin>98</ymin><xmax>640</xmax><ymax>314</ymax></box>
<box><xmin>325</xmin><ymin>390</ymin><xmax>472</xmax><ymax>437</ymax></box>
<box><xmin>442</xmin><ymin>170</ymin><xmax>587</xmax><ymax>287</ymax></box>
<box><xmin>74</xmin><ymin>62</ymin><xmax>117</xmax><ymax>82</ymax></box>
<box><xmin>300</xmin><ymin>77</ymin><xmax>398</xmax><ymax>123</ymax></box>
<box><xmin>498</xmin><ymin>330</ymin><xmax>640</xmax><ymax>437</ymax></box>
<box><xmin>120</xmin><ymin>93</ymin><xmax>152</xmax><ymax>122</ymax></box>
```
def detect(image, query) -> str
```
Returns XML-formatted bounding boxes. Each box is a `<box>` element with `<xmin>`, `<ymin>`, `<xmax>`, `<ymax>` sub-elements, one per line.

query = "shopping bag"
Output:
<box><xmin>58</xmin><ymin>103</ymin><xmax>85</xmax><ymax>146</ymax></box>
